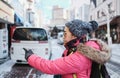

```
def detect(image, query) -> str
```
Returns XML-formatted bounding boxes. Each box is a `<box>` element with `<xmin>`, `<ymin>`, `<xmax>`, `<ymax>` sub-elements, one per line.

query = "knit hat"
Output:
<box><xmin>65</xmin><ymin>19</ymin><xmax>98</xmax><ymax>38</ymax></box>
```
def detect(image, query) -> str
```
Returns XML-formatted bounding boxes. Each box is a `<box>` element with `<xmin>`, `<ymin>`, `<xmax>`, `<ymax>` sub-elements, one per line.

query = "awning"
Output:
<box><xmin>110</xmin><ymin>15</ymin><xmax>120</xmax><ymax>25</ymax></box>
<box><xmin>14</xmin><ymin>13</ymin><xmax>24</xmax><ymax>26</ymax></box>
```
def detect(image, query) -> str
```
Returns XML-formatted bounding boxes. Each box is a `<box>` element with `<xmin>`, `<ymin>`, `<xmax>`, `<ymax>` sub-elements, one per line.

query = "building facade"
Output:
<box><xmin>70</xmin><ymin>0</ymin><xmax>90</xmax><ymax>21</ymax></box>
<box><xmin>0</xmin><ymin>0</ymin><xmax>14</xmax><ymax>58</ymax></box>
<box><xmin>0</xmin><ymin>1</ymin><xmax>14</xmax><ymax>24</ymax></box>
<box><xmin>0</xmin><ymin>0</ymin><xmax>43</xmax><ymax>58</ymax></box>
<box><xmin>89</xmin><ymin>0</ymin><xmax>120</xmax><ymax>43</ymax></box>
<box><xmin>8</xmin><ymin>0</ymin><xmax>42</xmax><ymax>27</ymax></box>
<box><xmin>50</xmin><ymin>5</ymin><xmax>68</xmax><ymax>28</ymax></box>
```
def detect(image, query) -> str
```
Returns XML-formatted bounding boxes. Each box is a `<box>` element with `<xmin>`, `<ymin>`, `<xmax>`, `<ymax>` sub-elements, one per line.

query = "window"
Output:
<box><xmin>97</xmin><ymin>11</ymin><xmax>100</xmax><ymax>19</ymax></box>
<box><xmin>103</xmin><ymin>0</ymin><xmax>106</xmax><ymax>2</ymax></box>
<box><xmin>13</xmin><ymin>28</ymin><xmax>48</xmax><ymax>41</ymax></box>
<box><xmin>90</xmin><ymin>15</ymin><xmax>93</xmax><ymax>20</ymax></box>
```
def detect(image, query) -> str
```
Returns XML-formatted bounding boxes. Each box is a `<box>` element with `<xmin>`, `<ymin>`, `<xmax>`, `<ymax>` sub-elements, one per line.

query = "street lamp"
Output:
<box><xmin>102</xmin><ymin>6</ymin><xmax>112</xmax><ymax>46</ymax></box>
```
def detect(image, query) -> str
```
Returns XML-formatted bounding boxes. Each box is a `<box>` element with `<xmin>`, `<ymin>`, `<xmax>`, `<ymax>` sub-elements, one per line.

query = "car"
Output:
<box><xmin>10</xmin><ymin>27</ymin><xmax>52</xmax><ymax>64</ymax></box>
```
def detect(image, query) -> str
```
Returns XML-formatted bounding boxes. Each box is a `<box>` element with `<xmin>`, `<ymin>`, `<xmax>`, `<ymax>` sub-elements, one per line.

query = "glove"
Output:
<box><xmin>23</xmin><ymin>48</ymin><xmax>33</xmax><ymax>61</ymax></box>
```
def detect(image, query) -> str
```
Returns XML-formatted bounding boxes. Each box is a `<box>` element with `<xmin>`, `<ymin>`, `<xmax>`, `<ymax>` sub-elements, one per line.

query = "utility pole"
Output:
<box><xmin>102</xmin><ymin>5</ymin><xmax>112</xmax><ymax>46</ymax></box>
<box><xmin>106</xmin><ymin>10</ymin><xmax>112</xmax><ymax>46</ymax></box>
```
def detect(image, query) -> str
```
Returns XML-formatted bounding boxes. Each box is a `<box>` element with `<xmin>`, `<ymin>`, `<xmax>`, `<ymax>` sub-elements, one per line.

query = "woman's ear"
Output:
<box><xmin>72</xmin><ymin>35</ymin><xmax>77</xmax><ymax>39</ymax></box>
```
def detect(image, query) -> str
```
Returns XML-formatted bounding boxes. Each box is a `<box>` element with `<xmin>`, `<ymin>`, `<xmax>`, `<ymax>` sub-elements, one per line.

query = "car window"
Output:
<box><xmin>13</xmin><ymin>28</ymin><xmax>48</xmax><ymax>41</ymax></box>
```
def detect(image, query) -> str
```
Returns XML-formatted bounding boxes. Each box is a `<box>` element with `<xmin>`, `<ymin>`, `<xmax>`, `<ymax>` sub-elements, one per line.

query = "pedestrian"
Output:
<box><xmin>23</xmin><ymin>19</ymin><xmax>109</xmax><ymax>78</ymax></box>
<box><xmin>111</xmin><ymin>28</ymin><xmax>118</xmax><ymax>43</ymax></box>
<box><xmin>77</xmin><ymin>21</ymin><xmax>111</xmax><ymax>78</ymax></box>
<box><xmin>77</xmin><ymin>21</ymin><xmax>111</xmax><ymax>64</ymax></box>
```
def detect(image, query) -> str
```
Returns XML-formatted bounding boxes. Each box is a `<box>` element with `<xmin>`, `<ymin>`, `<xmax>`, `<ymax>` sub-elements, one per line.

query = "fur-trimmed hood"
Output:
<box><xmin>77</xmin><ymin>38</ymin><xmax>111</xmax><ymax>64</ymax></box>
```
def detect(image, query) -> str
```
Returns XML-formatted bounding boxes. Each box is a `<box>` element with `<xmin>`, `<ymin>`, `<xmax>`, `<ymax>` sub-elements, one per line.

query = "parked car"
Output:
<box><xmin>57</xmin><ymin>32</ymin><xmax>64</xmax><ymax>45</ymax></box>
<box><xmin>10</xmin><ymin>27</ymin><xmax>52</xmax><ymax>64</ymax></box>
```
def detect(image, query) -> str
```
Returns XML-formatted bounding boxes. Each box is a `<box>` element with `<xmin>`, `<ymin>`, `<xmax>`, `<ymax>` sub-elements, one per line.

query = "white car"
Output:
<box><xmin>10</xmin><ymin>27</ymin><xmax>52</xmax><ymax>64</ymax></box>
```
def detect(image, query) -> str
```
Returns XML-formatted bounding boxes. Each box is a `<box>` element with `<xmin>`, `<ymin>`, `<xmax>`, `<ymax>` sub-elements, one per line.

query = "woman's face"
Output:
<box><xmin>63</xmin><ymin>26</ymin><xmax>77</xmax><ymax>45</ymax></box>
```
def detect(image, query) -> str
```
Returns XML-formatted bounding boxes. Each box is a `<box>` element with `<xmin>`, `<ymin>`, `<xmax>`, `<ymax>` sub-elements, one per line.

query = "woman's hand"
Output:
<box><xmin>23</xmin><ymin>48</ymin><xmax>33</xmax><ymax>61</ymax></box>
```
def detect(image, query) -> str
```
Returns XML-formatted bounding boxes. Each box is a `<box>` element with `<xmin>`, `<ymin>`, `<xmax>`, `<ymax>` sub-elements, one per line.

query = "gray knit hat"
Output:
<box><xmin>65</xmin><ymin>19</ymin><xmax>98</xmax><ymax>38</ymax></box>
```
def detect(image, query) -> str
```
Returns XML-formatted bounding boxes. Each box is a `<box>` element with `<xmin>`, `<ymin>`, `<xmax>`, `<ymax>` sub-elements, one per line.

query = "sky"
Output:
<box><xmin>37</xmin><ymin>0</ymin><xmax>90</xmax><ymax>23</ymax></box>
<box><xmin>39</xmin><ymin>0</ymin><xmax>71</xmax><ymax>19</ymax></box>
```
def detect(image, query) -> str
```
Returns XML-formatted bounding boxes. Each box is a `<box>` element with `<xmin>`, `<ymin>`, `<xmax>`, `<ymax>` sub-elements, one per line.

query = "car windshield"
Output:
<box><xmin>13</xmin><ymin>28</ymin><xmax>48</xmax><ymax>41</ymax></box>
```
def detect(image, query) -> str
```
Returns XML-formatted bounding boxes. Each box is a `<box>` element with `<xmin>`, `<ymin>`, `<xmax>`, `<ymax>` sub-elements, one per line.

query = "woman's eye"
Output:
<box><xmin>64</xmin><ymin>33</ymin><xmax>66</xmax><ymax>37</ymax></box>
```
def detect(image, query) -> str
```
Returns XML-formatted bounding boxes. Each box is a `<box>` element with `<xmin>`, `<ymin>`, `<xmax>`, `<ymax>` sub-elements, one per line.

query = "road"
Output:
<box><xmin>106</xmin><ymin>44</ymin><xmax>120</xmax><ymax>78</ymax></box>
<box><xmin>0</xmin><ymin>39</ymin><xmax>120</xmax><ymax>78</ymax></box>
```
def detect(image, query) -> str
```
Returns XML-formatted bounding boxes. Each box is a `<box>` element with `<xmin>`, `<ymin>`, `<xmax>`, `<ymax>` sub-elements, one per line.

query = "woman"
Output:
<box><xmin>23</xmin><ymin>19</ymin><xmax>109</xmax><ymax>78</ymax></box>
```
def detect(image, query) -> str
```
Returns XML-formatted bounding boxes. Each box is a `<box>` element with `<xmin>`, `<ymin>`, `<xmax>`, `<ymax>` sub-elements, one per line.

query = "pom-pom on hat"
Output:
<box><xmin>89</xmin><ymin>20</ymin><xmax>98</xmax><ymax>32</ymax></box>
<box><xmin>65</xmin><ymin>19</ymin><xmax>98</xmax><ymax>38</ymax></box>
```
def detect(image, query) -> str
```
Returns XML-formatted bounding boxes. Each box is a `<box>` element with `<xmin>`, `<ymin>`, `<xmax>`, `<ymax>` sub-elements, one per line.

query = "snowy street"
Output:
<box><xmin>106</xmin><ymin>44</ymin><xmax>120</xmax><ymax>78</ymax></box>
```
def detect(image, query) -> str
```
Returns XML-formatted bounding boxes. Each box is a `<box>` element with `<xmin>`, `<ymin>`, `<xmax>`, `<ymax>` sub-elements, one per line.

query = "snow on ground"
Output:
<box><xmin>107</xmin><ymin>44</ymin><xmax>120</xmax><ymax>78</ymax></box>
<box><xmin>40</xmin><ymin>74</ymin><xmax>53</xmax><ymax>78</ymax></box>
<box><xmin>110</xmin><ymin>44</ymin><xmax>120</xmax><ymax>64</ymax></box>
<box><xmin>0</xmin><ymin>60</ymin><xmax>15</xmax><ymax>77</ymax></box>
